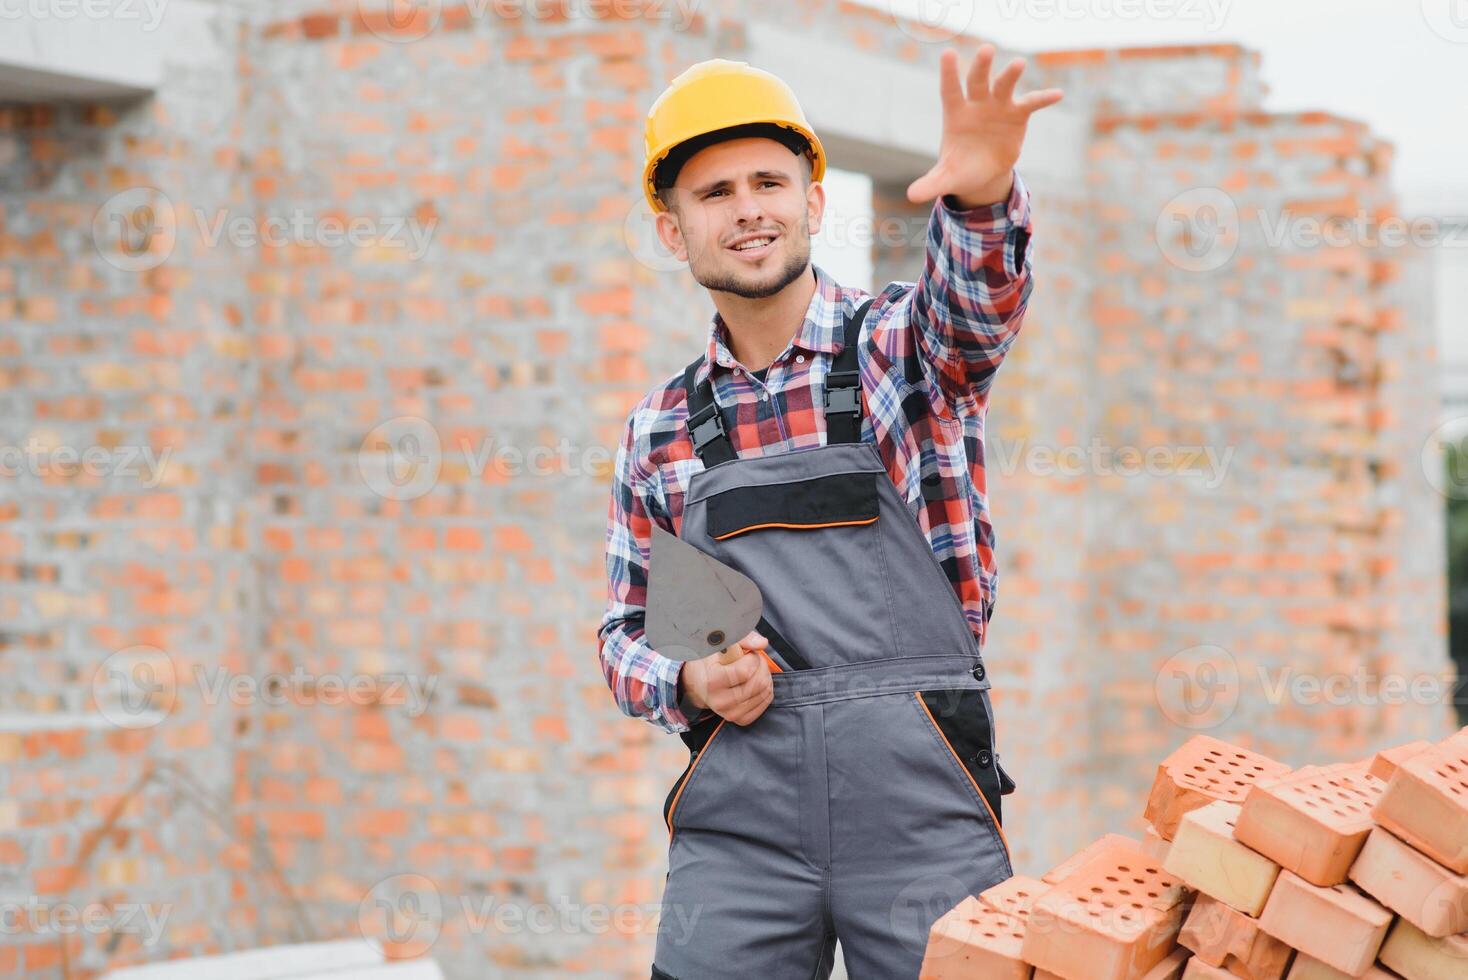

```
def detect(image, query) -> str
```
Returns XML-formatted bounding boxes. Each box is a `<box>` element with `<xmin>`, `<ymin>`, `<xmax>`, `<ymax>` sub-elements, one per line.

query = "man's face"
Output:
<box><xmin>655</xmin><ymin>137</ymin><xmax>824</xmax><ymax>300</ymax></box>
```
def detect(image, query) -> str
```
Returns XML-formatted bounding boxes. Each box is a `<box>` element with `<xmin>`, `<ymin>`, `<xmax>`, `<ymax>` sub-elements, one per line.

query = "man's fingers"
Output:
<box><xmin>966</xmin><ymin>43</ymin><xmax>996</xmax><ymax>101</ymax></box>
<box><xmin>1017</xmin><ymin>88</ymin><xmax>1065</xmax><ymax>114</ymax></box>
<box><xmin>737</xmin><ymin>629</ymin><xmax>768</xmax><ymax>650</ymax></box>
<box><xmin>991</xmin><ymin>56</ymin><xmax>1025</xmax><ymax>105</ymax></box>
<box><xmin>937</xmin><ymin>48</ymin><xmax>963</xmax><ymax>111</ymax></box>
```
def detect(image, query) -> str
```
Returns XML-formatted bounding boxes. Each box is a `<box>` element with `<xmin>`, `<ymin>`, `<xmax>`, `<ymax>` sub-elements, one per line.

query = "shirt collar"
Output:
<box><xmin>696</xmin><ymin>263</ymin><xmax>848</xmax><ymax>387</ymax></box>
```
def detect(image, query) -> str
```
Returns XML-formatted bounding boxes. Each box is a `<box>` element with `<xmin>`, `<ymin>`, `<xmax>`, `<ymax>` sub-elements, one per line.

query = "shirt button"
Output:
<box><xmin>1009</xmin><ymin>210</ymin><xmax>1021</xmax><ymax>222</ymax></box>
<box><xmin>971</xmin><ymin>662</ymin><xmax>986</xmax><ymax>682</ymax></box>
<box><xmin>759</xmin><ymin>391</ymin><xmax>769</xmax><ymax>401</ymax></box>
<box><xmin>796</xmin><ymin>354</ymin><xmax>805</xmax><ymax>363</ymax></box>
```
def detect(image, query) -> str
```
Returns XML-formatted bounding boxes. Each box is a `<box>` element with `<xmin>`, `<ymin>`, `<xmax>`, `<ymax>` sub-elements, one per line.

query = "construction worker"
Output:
<box><xmin>598</xmin><ymin>48</ymin><xmax>1063</xmax><ymax>978</ymax></box>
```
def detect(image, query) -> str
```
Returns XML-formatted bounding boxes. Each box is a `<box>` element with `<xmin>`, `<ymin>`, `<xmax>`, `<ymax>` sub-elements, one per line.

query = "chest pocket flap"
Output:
<box><xmin>706</xmin><ymin>470</ymin><xmax>879</xmax><ymax>541</ymax></box>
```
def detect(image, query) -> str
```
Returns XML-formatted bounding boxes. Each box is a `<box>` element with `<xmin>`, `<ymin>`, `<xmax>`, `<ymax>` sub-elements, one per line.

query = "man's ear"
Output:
<box><xmin>654</xmin><ymin>205</ymin><xmax>688</xmax><ymax>263</ymax></box>
<box><xmin>805</xmin><ymin>179</ymin><xmax>826</xmax><ymax>238</ymax></box>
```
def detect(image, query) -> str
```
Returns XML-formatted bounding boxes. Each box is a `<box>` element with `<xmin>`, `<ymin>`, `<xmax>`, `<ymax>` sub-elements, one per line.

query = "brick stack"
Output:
<box><xmin>920</xmin><ymin>731</ymin><xmax>1468</xmax><ymax>979</ymax></box>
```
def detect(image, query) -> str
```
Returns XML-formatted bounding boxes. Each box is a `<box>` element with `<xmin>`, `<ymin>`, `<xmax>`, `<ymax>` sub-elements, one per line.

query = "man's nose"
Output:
<box><xmin>731</xmin><ymin>186</ymin><xmax>764</xmax><ymax>224</ymax></box>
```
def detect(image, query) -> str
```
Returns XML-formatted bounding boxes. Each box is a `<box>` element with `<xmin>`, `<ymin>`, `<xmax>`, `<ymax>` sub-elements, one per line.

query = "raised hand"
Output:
<box><xmin>906</xmin><ymin>45</ymin><xmax>1064</xmax><ymax>210</ymax></box>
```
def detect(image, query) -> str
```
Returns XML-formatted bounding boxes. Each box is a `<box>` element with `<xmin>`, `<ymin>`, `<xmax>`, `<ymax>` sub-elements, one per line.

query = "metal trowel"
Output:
<box><xmin>645</xmin><ymin>523</ymin><xmax>764</xmax><ymax>666</ymax></box>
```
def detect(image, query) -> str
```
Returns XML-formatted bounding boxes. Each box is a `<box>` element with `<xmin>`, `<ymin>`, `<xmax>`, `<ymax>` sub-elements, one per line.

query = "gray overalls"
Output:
<box><xmin>651</xmin><ymin>299</ymin><xmax>1016</xmax><ymax>979</ymax></box>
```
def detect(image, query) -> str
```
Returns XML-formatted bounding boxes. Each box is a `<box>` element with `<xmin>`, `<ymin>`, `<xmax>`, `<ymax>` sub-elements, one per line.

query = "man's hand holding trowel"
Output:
<box><xmin>647</xmin><ymin>523</ymin><xmax>776</xmax><ymax>727</ymax></box>
<box><xmin>676</xmin><ymin>629</ymin><xmax>772</xmax><ymax>726</ymax></box>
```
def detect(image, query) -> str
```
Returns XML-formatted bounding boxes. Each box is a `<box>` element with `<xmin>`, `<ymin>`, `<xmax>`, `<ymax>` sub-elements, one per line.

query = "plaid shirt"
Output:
<box><xmin>599</xmin><ymin>171</ymin><xmax>1034</xmax><ymax>734</ymax></box>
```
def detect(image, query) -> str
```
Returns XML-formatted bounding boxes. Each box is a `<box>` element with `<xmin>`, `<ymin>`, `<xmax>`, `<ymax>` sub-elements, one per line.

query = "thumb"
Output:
<box><xmin>906</xmin><ymin>162</ymin><xmax>946</xmax><ymax>204</ymax></box>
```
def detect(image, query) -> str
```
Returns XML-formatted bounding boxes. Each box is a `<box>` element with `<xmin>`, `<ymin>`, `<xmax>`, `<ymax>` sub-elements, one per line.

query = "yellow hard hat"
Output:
<box><xmin>642</xmin><ymin>59</ymin><xmax>826</xmax><ymax>214</ymax></box>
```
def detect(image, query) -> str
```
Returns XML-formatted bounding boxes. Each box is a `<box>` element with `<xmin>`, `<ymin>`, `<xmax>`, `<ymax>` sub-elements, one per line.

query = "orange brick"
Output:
<box><xmin>1022</xmin><ymin>840</ymin><xmax>1189</xmax><ymax>980</ymax></box>
<box><xmin>978</xmin><ymin>873</ymin><xmax>1047</xmax><ymax>921</ymax></box>
<box><xmin>1348</xmin><ymin>825</ymin><xmax>1468</xmax><ymax>937</ymax></box>
<box><xmin>919</xmin><ymin>897</ymin><xmax>1030</xmax><ymax>980</ymax></box>
<box><xmin>1372</xmin><ymin>733</ymin><xmax>1468</xmax><ymax>874</ymax></box>
<box><xmin>1368</xmin><ymin>739</ymin><xmax>1432</xmax><ymax>782</ymax></box>
<box><xmin>1256</xmin><ymin>871</ymin><xmax>1390</xmax><ymax>977</ymax></box>
<box><xmin>1163</xmin><ymin>801</ymin><xmax>1280</xmax><ymax>917</ymax></box>
<box><xmin>1181</xmin><ymin>959</ymin><xmax>1232</xmax><ymax>979</ymax></box>
<box><xmin>1233</xmin><ymin>764</ymin><xmax>1385</xmax><ymax>886</ymax></box>
<box><xmin>1284</xmin><ymin>953</ymin><xmax>1398</xmax><ymax>979</ymax></box>
<box><xmin>1043</xmin><ymin>833</ymin><xmax>1144</xmax><ymax>884</ymax></box>
<box><xmin>1178</xmin><ymin>892</ymin><xmax>1292</xmax><ymax>980</ymax></box>
<box><xmin>1144</xmin><ymin>736</ymin><xmax>1290</xmax><ymax>840</ymax></box>
<box><xmin>1140</xmin><ymin>948</ymin><xmax>1192</xmax><ymax>980</ymax></box>
<box><xmin>1376</xmin><ymin>916</ymin><xmax>1468</xmax><ymax>980</ymax></box>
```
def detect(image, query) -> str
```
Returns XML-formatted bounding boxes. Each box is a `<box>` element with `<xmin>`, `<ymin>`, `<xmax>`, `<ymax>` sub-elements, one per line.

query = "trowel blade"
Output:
<box><xmin>645</xmin><ymin>523</ymin><xmax>763</xmax><ymax>662</ymax></box>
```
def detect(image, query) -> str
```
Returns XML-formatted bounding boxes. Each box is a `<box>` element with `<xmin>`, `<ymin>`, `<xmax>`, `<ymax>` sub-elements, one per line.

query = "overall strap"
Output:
<box><xmin>681</xmin><ymin>357</ymin><xmax>736</xmax><ymax>466</ymax></box>
<box><xmin>825</xmin><ymin>297</ymin><xmax>874</xmax><ymax>445</ymax></box>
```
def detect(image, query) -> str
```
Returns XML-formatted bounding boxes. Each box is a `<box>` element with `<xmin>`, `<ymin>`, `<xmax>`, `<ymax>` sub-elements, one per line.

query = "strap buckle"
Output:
<box><xmin>688</xmin><ymin>404</ymin><xmax>727</xmax><ymax>455</ymax></box>
<box><xmin>824</xmin><ymin>370</ymin><xmax>860</xmax><ymax>415</ymax></box>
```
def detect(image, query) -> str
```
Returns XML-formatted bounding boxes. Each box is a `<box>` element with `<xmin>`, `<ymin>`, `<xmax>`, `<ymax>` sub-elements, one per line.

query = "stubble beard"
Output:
<box><xmin>692</xmin><ymin>232</ymin><xmax>812</xmax><ymax>300</ymax></box>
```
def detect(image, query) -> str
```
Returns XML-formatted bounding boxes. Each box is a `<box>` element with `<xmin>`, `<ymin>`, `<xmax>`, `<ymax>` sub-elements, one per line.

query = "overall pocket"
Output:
<box><xmin>913</xmin><ymin>688</ymin><xmax>1010</xmax><ymax>858</ymax></box>
<box><xmin>704</xmin><ymin>469</ymin><xmax>879</xmax><ymax>540</ymax></box>
<box><xmin>662</xmin><ymin>713</ymin><xmax>727</xmax><ymax>835</ymax></box>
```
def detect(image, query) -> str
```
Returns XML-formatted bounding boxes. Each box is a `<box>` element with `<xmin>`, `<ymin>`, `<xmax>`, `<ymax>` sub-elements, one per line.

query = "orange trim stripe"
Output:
<box><xmin>711</xmin><ymin>515</ymin><xmax>878</xmax><ymax>541</ymax></box>
<box><xmin>760</xmin><ymin>652</ymin><xmax>783</xmax><ymax>674</ymax></box>
<box><xmin>913</xmin><ymin>693</ymin><xmax>1011</xmax><ymax>860</ymax></box>
<box><xmin>665</xmin><ymin>717</ymin><xmax>728</xmax><ymax>835</ymax></box>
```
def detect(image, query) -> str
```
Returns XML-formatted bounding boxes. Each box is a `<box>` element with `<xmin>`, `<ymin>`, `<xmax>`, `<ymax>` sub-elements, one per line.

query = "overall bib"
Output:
<box><xmin>651</xmin><ymin>300</ymin><xmax>1016</xmax><ymax>980</ymax></box>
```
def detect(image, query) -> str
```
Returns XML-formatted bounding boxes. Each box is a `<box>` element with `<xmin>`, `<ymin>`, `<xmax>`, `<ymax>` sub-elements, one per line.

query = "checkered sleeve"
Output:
<box><xmin>596</xmin><ymin>402</ymin><xmax>694</xmax><ymax>735</ymax></box>
<box><xmin>898</xmin><ymin>169</ymin><xmax>1034</xmax><ymax>406</ymax></box>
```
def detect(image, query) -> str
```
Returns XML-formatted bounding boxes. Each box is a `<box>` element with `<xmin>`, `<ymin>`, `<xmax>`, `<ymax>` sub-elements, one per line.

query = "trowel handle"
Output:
<box><xmin>716</xmin><ymin>644</ymin><xmax>746</xmax><ymax>666</ymax></box>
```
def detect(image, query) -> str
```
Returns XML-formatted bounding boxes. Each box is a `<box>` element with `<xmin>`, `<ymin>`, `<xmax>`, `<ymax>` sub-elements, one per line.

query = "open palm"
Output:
<box><xmin>907</xmin><ymin>45</ymin><xmax>1064</xmax><ymax>210</ymax></box>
